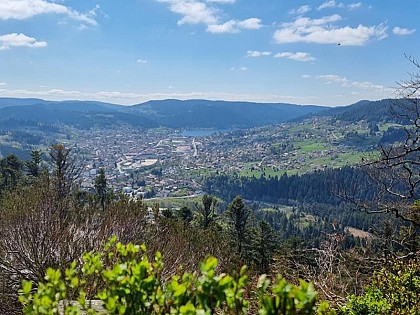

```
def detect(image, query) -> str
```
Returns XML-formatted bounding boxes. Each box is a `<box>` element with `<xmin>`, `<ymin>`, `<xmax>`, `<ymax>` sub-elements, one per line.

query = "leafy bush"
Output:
<box><xmin>19</xmin><ymin>237</ymin><xmax>335</xmax><ymax>315</ymax></box>
<box><xmin>342</xmin><ymin>258</ymin><xmax>420</xmax><ymax>315</ymax></box>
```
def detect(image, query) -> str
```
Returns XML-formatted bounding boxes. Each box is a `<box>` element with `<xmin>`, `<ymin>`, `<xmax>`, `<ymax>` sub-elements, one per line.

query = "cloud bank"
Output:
<box><xmin>0</xmin><ymin>33</ymin><xmax>47</xmax><ymax>50</ymax></box>
<box><xmin>274</xmin><ymin>52</ymin><xmax>315</xmax><ymax>62</ymax></box>
<box><xmin>157</xmin><ymin>0</ymin><xmax>262</xmax><ymax>34</ymax></box>
<box><xmin>0</xmin><ymin>0</ymin><xmax>99</xmax><ymax>25</ymax></box>
<box><xmin>393</xmin><ymin>26</ymin><xmax>416</xmax><ymax>36</ymax></box>
<box><xmin>273</xmin><ymin>14</ymin><xmax>387</xmax><ymax>46</ymax></box>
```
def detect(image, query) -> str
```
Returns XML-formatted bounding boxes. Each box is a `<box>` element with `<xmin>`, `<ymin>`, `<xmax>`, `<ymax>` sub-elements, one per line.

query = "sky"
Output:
<box><xmin>0</xmin><ymin>0</ymin><xmax>418</xmax><ymax>106</ymax></box>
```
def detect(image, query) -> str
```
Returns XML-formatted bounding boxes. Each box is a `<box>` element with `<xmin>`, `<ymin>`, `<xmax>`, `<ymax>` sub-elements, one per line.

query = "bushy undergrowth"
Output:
<box><xmin>342</xmin><ymin>257</ymin><xmax>420</xmax><ymax>315</ymax></box>
<box><xmin>19</xmin><ymin>237</ymin><xmax>335</xmax><ymax>315</ymax></box>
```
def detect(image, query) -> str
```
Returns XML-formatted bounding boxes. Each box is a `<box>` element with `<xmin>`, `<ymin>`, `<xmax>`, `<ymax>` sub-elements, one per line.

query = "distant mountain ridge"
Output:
<box><xmin>0</xmin><ymin>97</ymin><xmax>403</xmax><ymax>130</ymax></box>
<box><xmin>0</xmin><ymin>98</ymin><xmax>123</xmax><ymax>111</ymax></box>
<box><xmin>124</xmin><ymin>99</ymin><xmax>325</xmax><ymax>129</ymax></box>
<box><xmin>0</xmin><ymin>98</ymin><xmax>326</xmax><ymax>129</ymax></box>
<box><xmin>312</xmin><ymin>99</ymin><xmax>400</xmax><ymax>123</ymax></box>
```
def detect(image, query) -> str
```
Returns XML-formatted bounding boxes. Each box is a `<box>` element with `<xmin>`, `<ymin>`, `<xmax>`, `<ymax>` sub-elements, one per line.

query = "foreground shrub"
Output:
<box><xmin>19</xmin><ymin>237</ymin><xmax>334</xmax><ymax>315</ymax></box>
<box><xmin>342</xmin><ymin>258</ymin><xmax>420</xmax><ymax>315</ymax></box>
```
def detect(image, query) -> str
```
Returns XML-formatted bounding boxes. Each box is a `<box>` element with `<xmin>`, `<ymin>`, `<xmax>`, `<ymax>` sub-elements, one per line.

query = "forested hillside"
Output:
<box><xmin>125</xmin><ymin>99</ymin><xmax>325</xmax><ymax>129</ymax></box>
<box><xmin>0</xmin><ymin>98</ymin><xmax>326</xmax><ymax>130</ymax></box>
<box><xmin>313</xmin><ymin>99</ymin><xmax>413</xmax><ymax>124</ymax></box>
<box><xmin>0</xmin><ymin>97</ymin><xmax>408</xmax><ymax>131</ymax></box>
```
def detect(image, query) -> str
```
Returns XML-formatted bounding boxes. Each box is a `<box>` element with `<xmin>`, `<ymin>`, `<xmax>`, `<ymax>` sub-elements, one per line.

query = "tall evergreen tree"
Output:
<box><xmin>227</xmin><ymin>195</ymin><xmax>250</xmax><ymax>258</ymax></box>
<box><xmin>196</xmin><ymin>194</ymin><xmax>218</xmax><ymax>229</ymax></box>
<box><xmin>94</xmin><ymin>168</ymin><xmax>107</xmax><ymax>211</ymax></box>
<box><xmin>178</xmin><ymin>206</ymin><xmax>193</xmax><ymax>226</ymax></box>
<box><xmin>49</xmin><ymin>144</ymin><xmax>80</xmax><ymax>199</ymax></box>
<box><xmin>0</xmin><ymin>154</ymin><xmax>24</xmax><ymax>191</ymax></box>
<box><xmin>26</xmin><ymin>149</ymin><xmax>43</xmax><ymax>178</ymax></box>
<box><xmin>254</xmin><ymin>220</ymin><xmax>277</xmax><ymax>273</ymax></box>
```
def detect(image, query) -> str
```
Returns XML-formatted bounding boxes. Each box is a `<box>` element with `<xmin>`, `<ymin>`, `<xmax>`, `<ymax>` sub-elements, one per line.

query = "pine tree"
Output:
<box><xmin>94</xmin><ymin>168</ymin><xmax>107</xmax><ymax>211</ymax></box>
<box><xmin>26</xmin><ymin>150</ymin><xmax>43</xmax><ymax>178</ymax></box>
<box><xmin>0</xmin><ymin>154</ymin><xmax>24</xmax><ymax>191</ymax></box>
<box><xmin>196</xmin><ymin>194</ymin><xmax>218</xmax><ymax>229</ymax></box>
<box><xmin>254</xmin><ymin>220</ymin><xmax>277</xmax><ymax>273</ymax></box>
<box><xmin>178</xmin><ymin>206</ymin><xmax>193</xmax><ymax>225</ymax></box>
<box><xmin>49</xmin><ymin>144</ymin><xmax>72</xmax><ymax>198</ymax></box>
<box><xmin>227</xmin><ymin>196</ymin><xmax>250</xmax><ymax>258</ymax></box>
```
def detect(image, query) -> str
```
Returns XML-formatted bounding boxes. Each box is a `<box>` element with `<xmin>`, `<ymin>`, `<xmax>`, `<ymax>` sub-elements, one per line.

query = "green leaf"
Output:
<box><xmin>21</xmin><ymin>280</ymin><xmax>33</xmax><ymax>295</ymax></box>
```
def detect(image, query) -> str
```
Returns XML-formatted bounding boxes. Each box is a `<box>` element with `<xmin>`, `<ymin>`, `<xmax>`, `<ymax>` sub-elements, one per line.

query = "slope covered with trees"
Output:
<box><xmin>3</xmin><ymin>97</ymin><xmax>411</xmax><ymax>131</ymax></box>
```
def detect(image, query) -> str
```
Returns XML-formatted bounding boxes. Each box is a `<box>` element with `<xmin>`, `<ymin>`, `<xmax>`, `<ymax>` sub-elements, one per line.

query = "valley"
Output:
<box><xmin>0</xmin><ymin>99</ymin><xmax>393</xmax><ymax>199</ymax></box>
<box><xmin>0</xmin><ymin>97</ymin><xmax>417</xmax><ymax>314</ymax></box>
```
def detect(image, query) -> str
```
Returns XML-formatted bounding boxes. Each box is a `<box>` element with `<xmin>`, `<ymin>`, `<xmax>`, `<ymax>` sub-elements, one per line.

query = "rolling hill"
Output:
<box><xmin>0</xmin><ymin>98</ymin><xmax>326</xmax><ymax>130</ymax></box>
<box><xmin>0</xmin><ymin>97</ymin><xmax>408</xmax><ymax>130</ymax></box>
<box><xmin>124</xmin><ymin>99</ymin><xmax>326</xmax><ymax>129</ymax></box>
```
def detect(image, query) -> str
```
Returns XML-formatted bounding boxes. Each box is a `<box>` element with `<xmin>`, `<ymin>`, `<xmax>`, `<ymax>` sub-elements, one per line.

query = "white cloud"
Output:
<box><xmin>157</xmin><ymin>0</ymin><xmax>261</xmax><ymax>34</ymax></box>
<box><xmin>206</xmin><ymin>0</ymin><xmax>235</xmax><ymax>3</ymax></box>
<box><xmin>348</xmin><ymin>2</ymin><xmax>362</xmax><ymax>10</ymax></box>
<box><xmin>207</xmin><ymin>20</ymin><xmax>237</xmax><ymax>33</ymax></box>
<box><xmin>0</xmin><ymin>84</ymin><xmax>395</xmax><ymax>106</ymax></box>
<box><xmin>237</xmin><ymin>18</ymin><xmax>262</xmax><ymax>29</ymax></box>
<box><xmin>292</xmin><ymin>14</ymin><xmax>342</xmax><ymax>27</ymax></box>
<box><xmin>0</xmin><ymin>82</ymin><xmax>6</xmax><ymax>86</ymax></box>
<box><xmin>230</xmin><ymin>67</ymin><xmax>248</xmax><ymax>71</ymax></box>
<box><xmin>137</xmin><ymin>59</ymin><xmax>149</xmax><ymax>63</ymax></box>
<box><xmin>289</xmin><ymin>5</ymin><xmax>311</xmax><ymax>15</ymax></box>
<box><xmin>0</xmin><ymin>0</ymin><xmax>67</xmax><ymax>19</ymax></box>
<box><xmin>246</xmin><ymin>50</ymin><xmax>271</xmax><ymax>57</ymax></box>
<box><xmin>351</xmin><ymin>81</ymin><xmax>385</xmax><ymax>90</ymax></box>
<box><xmin>393</xmin><ymin>26</ymin><xmax>416</xmax><ymax>36</ymax></box>
<box><xmin>318</xmin><ymin>1</ymin><xmax>362</xmax><ymax>10</ymax></box>
<box><xmin>316</xmin><ymin>74</ymin><xmax>349</xmax><ymax>85</ymax></box>
<box><xmin>273</xmin><ymin>15</ymin><xmax>387</xmax><ymax>46</ymax></box>
<box><xmin>311</xmin><ymin>73</ymin><xmax>393</xmax><ymax>93</ymax></box>
<box><xmin>207</xmin><ymin>18</ymin><xmax>262</xmax><ymax>33</ymax></box>
<box><xmin>0</xmin><ymin>33</ymin><xmax>47</xmax><ymax>50</ymax></box>
<box><xmin>274</xmin><ymin>52</ymin><xmax>315</xmax><ymax>62</ymax></box>
<box><xmin>67</xmin><ymin>4</ymin><xmax>100</xmax><ymax>26</ymax></box>
<box><xmin>0</xmin><ymin>0</ymin><xmax>98</xmax><ymax>25</ymax></box>
<box><xmin>0</xmin><ymin>86</ymin><xmax>335</xmax><ymax>105</ymax></box>
<box><xmin>318</xmin><ymin>1</ymin><xmax>338</xmax><ymax>10</ymax></box>
<box><xmin>157</xmin><ymin>0</ymin><xmax>218</xmax><ymax>25</ymax></box>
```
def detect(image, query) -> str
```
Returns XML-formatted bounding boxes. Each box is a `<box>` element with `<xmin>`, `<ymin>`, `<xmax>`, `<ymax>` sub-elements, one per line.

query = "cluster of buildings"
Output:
<box><xmin>66</xmin><ymin>117</ymin><xmax>374</xmax><ymax>198</ymax></box>
<box><xmin>70</xmin><ymin>128</ymin><xmax>204</xmax><ymax>198</ymax></box>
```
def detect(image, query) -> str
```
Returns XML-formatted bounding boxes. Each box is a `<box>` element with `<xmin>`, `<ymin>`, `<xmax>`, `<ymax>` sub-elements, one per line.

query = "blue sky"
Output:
<box><xmin>0</xmin><ymin>0</ymin><xmax>418</xmax><ymax>106</ymax></box>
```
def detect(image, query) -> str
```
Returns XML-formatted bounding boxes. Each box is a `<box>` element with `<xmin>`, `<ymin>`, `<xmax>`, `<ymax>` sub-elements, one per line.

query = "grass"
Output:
<box><xmin>238</xmin><ymin>148</ymin><xmax>369</xmax><ymax>178</ymax></box>
<box><xmin>232</xmin><ymin>118</ymin><xmax>388</xmax><ymax>179</ymax></box>
<box><xmin>377</xmin><ymin>122</ymin><xmax>403</xmax><ymax>132</ymax></box>
<box><xmin>259</xmin><ymin>206</ymin><xmax>294</xmax><ymax>213</ymax></box>
<box><xmin>148</xmin><ymin>197</ymin><xmax>200</xmax><ymax>209</ymax></box>
<box><xmin>297</xmin><ymin>214</ymin><xmax>316</xmax><ymax>229</ymax></box>
<box><xmin>304</xmin><ymin>151</ymin><xmax>367</xmax><ymax>169</ymax></box>
<box><xmin>296</xmin><ymin>140</ymin><xmax>328</xmax><ymax>153</ymax></box>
